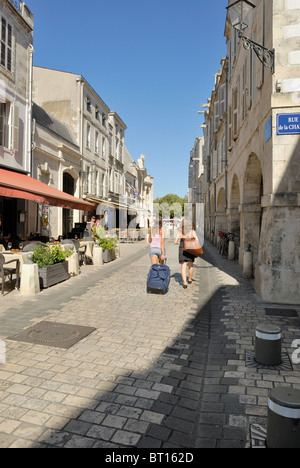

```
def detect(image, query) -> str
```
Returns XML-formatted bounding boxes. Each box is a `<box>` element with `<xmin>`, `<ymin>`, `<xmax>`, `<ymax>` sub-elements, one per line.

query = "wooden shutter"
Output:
<box><xmin>232</xmin><ymin>87</ymin><xmax>238</xmax><ymax>140</ymax></box>
<box><xmin>9</xmin><ymin>103</ymin><xmax>18</xmax><ymax>151</ymax></box>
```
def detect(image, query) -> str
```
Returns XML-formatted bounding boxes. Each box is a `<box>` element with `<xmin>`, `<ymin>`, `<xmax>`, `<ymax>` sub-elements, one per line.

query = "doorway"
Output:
<box><xmin>63</xmin><ymin>173</ymin><xmax>75</xmax><ymax>236</ymax></box>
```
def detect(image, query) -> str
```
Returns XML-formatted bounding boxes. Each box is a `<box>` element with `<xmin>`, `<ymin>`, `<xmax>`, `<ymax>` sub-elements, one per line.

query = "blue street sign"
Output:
<box><xmin>277</xmin><ymin>113</ymin><xmax>300</xmax><ymax>135</ymax></box>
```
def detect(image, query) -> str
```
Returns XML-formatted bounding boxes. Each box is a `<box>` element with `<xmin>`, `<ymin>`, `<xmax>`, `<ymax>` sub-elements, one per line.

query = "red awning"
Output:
<box><xmin>0</xmin><ymin>168</ymin><xmax>95</xmax><ymax>212</ymax></box>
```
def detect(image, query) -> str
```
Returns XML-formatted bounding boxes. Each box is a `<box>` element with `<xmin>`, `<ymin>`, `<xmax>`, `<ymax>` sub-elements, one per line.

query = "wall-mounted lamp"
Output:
<box><xmin>226</xmin><ymin>0</ymin><xmax>275</xmax><ymax>73</ymax></box>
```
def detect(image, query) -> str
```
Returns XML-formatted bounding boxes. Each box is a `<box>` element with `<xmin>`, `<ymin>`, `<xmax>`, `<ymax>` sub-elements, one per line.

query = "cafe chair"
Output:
<box><xmin>0</xmin><ymin>253</ymin><xmax>20</xmax><ymax>296</ymax></box>
<box><xmin>61</xmin><ymin>239</ymin><xmax>87</xmax><ymax>266</ymax></box>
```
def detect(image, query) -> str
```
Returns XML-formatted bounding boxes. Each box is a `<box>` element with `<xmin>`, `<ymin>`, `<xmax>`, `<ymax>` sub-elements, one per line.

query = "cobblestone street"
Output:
<box><xmin>0</xmin><ymin>239</ymin><xmax>299</xmax><ymax>448</ymax></box>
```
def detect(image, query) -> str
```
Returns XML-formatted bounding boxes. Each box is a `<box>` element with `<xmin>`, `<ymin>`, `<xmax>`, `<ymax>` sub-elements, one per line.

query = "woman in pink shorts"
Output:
<box><xmin>148</xmin><ymin>217</ymin><xmax>166</xmax><ymax>265</ymax></box>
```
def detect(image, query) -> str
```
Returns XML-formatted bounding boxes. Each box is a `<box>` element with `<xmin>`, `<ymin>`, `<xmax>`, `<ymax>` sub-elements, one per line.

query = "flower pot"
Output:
<box><xmin>38</xmin><ymin>261</ymin><xmax>70</xmax><ymax>288</ymax></box>
<box><xmin>103</xmin><ymin>249</ymin><xmax>116</xmax><ymax>263</ymax></box>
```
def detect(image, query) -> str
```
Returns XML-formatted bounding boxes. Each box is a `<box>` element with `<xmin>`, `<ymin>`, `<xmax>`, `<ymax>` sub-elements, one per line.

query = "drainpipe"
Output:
<box><xmin>77</xmin><ymin>76</ymin><xmax>84</xmax><ymax>198</ymax></box>
<box><xmin>28</xmin><ymin>44</ymin><xmax>34</xmax><ymax>176</ymax></box>
<box><xmin>225</xmin><ymin>61</ymin><xmax>229</xmax><ymax>211</ymax></box>
<box><xmin>261</xmin><ymin>0</ymin><xmax>265</xmax><ymax>86</ymax></box>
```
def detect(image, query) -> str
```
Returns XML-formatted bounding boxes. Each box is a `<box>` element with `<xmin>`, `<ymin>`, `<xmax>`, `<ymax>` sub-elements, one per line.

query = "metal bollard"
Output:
<box><xmin>267</xmin><ymin>387</ymin><xmax>300</xmax><ymax>448</ymax></box>
<box><xmin>255</xmin><ymin>324</ymin><xmax>282</xmax><ymax>366</ymax></box>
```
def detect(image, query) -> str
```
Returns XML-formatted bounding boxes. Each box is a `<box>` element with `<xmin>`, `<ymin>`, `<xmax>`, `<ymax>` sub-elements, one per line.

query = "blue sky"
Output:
<box><xmin>27</xmin><ymin>0</ymin><xmax>228</xmax><ymax>199</ymax></box>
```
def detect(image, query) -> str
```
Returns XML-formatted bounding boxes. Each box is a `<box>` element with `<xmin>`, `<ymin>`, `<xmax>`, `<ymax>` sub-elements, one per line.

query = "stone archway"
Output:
<box><xmin>215</xmin><ymin>187</ymin><xmax>227</xmax><ymax>236</ymax></box>
<box><xmin>241</xmin><ymin>154</ymin><xmax>263</xmax><ymax>265</ymax></box>
<box><xmin>210</xmin><ymin>193</ymin><xmax>215</xmax><ymax>243</ymax></box>
<box><xmin>228</xmin><ymin>174</ymin><xmax>241</xmax><ymax>236</ymax></box>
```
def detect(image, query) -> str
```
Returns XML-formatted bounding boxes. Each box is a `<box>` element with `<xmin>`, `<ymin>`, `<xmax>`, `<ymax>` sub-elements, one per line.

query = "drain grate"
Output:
<box><xmin>250</xmin><ymin>424</ymin><xmax>267</xmax><ymax>448</ymax></box>
<box><xmin>8</xmin><ymin>321</ymin><xmax>96</xmax><ymax>349</ymax></box>
<box><xmin>265</xmin><ymin>308</ymin><xmax>298</xmax><ymax>318</ymax></box>
<box><xmin>245</xmin><ymin>350</ymin><xmax>293</xmax><ymax>371</ymax></box>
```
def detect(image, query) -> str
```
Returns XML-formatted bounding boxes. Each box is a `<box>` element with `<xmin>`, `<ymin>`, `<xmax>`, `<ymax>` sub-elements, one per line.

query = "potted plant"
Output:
<box><xmin>100</xmin><ymin>236</ymin><xmax>117</xmax><ymax>263</ymax></box>
<box><xmin>93</xmin><ymin>227</ymin><xmax>117</xmax><ymax>263</ymax></box>
<box><xmin>33</xmin><ymin>244</ymin><xmax>72</xmax><ymax>288</ymax></box>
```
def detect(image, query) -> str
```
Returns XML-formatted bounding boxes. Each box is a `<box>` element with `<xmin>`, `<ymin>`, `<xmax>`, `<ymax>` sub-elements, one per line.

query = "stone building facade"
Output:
<box><xmin>0</xmin><ymin>0</ymin><xmax>33</xmax><ymax>239</ymax></box>
<box><xmin>31</xmin><ymin>103</ymin><xmax>82</xmax><ymax>239</ymax></box>
<box><xmin>32</xmin><ymin>66</ymin><xmax>153</xmax><ymax>232</ymax></box>
<box><xmin>197</xmin><ymin>0</ymin><xmax>300</xmax><ymax>304</ymax></box>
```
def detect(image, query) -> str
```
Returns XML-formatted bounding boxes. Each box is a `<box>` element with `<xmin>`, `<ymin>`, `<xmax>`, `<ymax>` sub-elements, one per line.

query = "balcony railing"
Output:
<box><xmin>9</xmin><ymin>0</ymin><xmax>21</xmax><ymax>11</ymax></box>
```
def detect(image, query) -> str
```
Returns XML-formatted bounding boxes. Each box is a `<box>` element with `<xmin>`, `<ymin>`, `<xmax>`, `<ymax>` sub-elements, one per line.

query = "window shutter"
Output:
<box><xmin>214</xmin><ymin>101</ymin><xmax>219</xmax><ymax>131</ymax></box>
<box><xmin>219</xmin><ymin>84</ymin><xmax>226</xmax><ymax>120</ymax></box>
<box><xmin>9</xmin><ymin>103</ymin><xmax>18</xmax><ymax>151</ymax></box>
<box><xmin>228</xmin><ymin>105</ymin><xmax>232</xmax><ymax>148</ymax></box>
<box><xmin>232</xmin><ymin>87</ymin><xmax>238</xmax><ymax>139</ymax></box>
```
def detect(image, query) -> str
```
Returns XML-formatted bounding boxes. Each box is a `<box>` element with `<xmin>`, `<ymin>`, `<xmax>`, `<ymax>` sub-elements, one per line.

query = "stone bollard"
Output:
<box><xmin>67</xmin><ymin>252</ymin><xmax>79</xmax><ymax>276</ymax></box>
<box><xmin>20</xmin><ymin>263</ymin><xmax>40</xmax><ymax>296</ymax></box>
<box><xmin>243</xmin><ymin>244</ymin><xmax>253</xmax><ymax>279</ymax></box>
<box><xmin>267</xmin><ymin>387</ymin><xmax>300</xmax><ymax>448</ymax></box>
<box><xmin>255</xmin><ymin>324</ymin><xmax>282</xmax><ymax>366</ymax></box>
<box><xmin>228</xmin><ymin>240</ymin><xmax>235</xmax><ymax>260</ymax></box>
<box><xmin>93</xmin><ymin>246</ymin><xmax>103</xmax><ymax>267</ymax></box>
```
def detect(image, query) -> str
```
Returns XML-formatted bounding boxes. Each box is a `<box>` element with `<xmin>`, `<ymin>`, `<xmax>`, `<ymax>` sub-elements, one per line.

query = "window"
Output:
<box><xmin>95</xmin><ymin>131</ymin><xmax>99</xmax><ymax>153</ymax></box>
<box><xmin>95</xmin><ymin>107</ymin><xmax>100</xmax><ymax>121</ymax></box>
<box><xmin>219</xmin><ymin>84</ymin><xmax>226</xmax><ymax>121</ymax></box>
<box><xmin>228</xmin><ymin>105</ymin><xmax>232</xmax><ymax>149</ymax></box>
<box><xmin>115</xmin><ymin>138</ymin><xmax>119</xmax><ymax>159</ymax></box>
<box><xmin>86</xmin><ymin>124</ymin><xmax>91</xmax><ymax>148</ymax></box>
<box><xmin>1</xmin><ymin>17</ymin><xmax>13</xmax><ymax>72</ymax></box>
<box><xmin>232</xmin><ymin>85</ymin><xmax>238</xmax><ymax>140</ymax></box>
<box><xmin>86</xmin><ymin>97</ymin><xmax>92</xmax><ymax>113</ymax></box>
<box><xmin>0</xmin><ymin>102</ymin><xmax>18</xmax><ymax>151</ymax></box>
<box><xmin>102</xmin><ymin>137</ymin><xmax>106</xmax><ymax>158</ymax></box>
<box><xmin>95</xmin><ymin>170</ymin><xmax>99</xmax><ymax>196</ymax></box>
<box><xmin>214</xmin><ymin>101</ymin><xmax>219</xmax><ymax>132</ymax></box>
<box><xmin>109</xmin><ymin>133</ymin><xmax>113</xmax><ymax>156</ymax></box>
<box><xmin>0</xmin><ymin>102</ymin><xmax>8</xmax><ymax>147</ymax></box>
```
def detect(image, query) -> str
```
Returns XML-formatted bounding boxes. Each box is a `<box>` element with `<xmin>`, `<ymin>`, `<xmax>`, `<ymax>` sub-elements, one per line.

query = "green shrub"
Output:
<box><xmin>98</xmin><ymin>236</ymin><xmax>117</xmax><ymax>252</ymax></box>
<box><xmin>33</xmin><ymin>244</ymin><xmax>72</xmax><ymax>268</ymax></box>
<box><xmin>93</xmin><ymin>227</ymin><xmax>117</xmax><ymax>252</ymax></box>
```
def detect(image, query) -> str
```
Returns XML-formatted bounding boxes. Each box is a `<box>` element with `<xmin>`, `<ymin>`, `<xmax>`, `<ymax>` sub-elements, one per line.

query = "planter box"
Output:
<box><xmin>38</xmin><ymin>261</ymin><xmax>70</xmax><ymax>289</ymax></box>
<box><xmin>103</xmin><ymin>249</ymin><xmax>116</xmax><ymax>264</ymax></box>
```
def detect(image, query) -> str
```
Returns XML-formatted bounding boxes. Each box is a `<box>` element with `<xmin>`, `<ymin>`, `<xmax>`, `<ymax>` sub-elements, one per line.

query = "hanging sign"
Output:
<box><xmin>277</xmin><ymin>113</ymin><xmax>300</xmax><ymax>135</ymax></box>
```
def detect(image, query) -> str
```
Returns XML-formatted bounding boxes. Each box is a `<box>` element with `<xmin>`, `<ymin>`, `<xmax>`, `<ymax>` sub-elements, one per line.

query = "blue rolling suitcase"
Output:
<box><xmin>147</xmin><ymin>263</ymin><xmax>171</xmax><ymax>295</ymax></box>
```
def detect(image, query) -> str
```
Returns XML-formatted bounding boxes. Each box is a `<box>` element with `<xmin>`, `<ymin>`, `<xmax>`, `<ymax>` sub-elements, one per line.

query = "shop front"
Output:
<box><xmin>0</xmin><ymin>168</ymin><xmax>94</xmax><ymax>246</ymax></box>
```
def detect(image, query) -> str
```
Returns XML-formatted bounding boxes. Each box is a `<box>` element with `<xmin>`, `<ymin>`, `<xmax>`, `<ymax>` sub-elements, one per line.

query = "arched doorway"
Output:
<box><xmin>229</xmin><ymin>174</ymin><xmax>240</xmax><ymax>236</ymax></box>
<box><xmin>210</xmin><ymin>193</ymin><xmax>215</xmax><ymax>243</ymax></box>
<box><xmin>241</xmin><ymin>154</ymin><xmax>263</xmax><ymax>265</ymax></box>
<box><xmin>63</xmin><ymin>172</ymin><xmax>75</xmax><ymax>236</ymax></box>
<box><xmin>215</xmin><ymin>187</ymin><xmax>227</xmax><ymax>236</ymax></box>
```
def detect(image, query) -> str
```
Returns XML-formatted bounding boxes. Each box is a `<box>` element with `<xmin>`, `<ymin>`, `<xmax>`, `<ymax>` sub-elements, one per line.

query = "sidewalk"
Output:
<box><xmin>0</xmin><ymin>238</ymin><xmax>299</xmax><ymax>448</ymax></box>
<box><xmin>195</xmin><ymin>241</ymin><xmax>300</xmax><ymax>448</ymax></box>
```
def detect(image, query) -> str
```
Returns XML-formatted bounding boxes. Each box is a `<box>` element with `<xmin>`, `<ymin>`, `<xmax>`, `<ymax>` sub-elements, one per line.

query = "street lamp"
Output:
<box><xmin>226</xmin><ymin>0</ymin><xmax>275</xmax><ymax>73</ymax></box>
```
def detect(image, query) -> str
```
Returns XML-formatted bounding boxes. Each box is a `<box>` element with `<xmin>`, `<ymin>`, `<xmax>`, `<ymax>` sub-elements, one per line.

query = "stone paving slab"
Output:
<box><xmin>0</xmin><ymin>238</ymin><xmax>299</xmax><ymax>448</ymax></box>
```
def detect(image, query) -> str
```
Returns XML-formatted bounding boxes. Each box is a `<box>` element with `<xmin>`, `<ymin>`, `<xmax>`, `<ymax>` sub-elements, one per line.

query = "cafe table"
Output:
<box><xmin>1</xmin><ymin>250</ymin><xmax>32</xmax><ymax>272</ymax></box>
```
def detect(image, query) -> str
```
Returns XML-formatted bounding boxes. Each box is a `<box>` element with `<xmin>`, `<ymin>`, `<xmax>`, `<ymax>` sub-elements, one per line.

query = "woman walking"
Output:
<box><xmin>174</xmin><ymin>219</ymin><xmax>198</xmax><ymax>289</ymax></box>
<box><xmin>148</xmin><ymin>217</ymin><xmax>166</xmax><ymax>265</ymax></box>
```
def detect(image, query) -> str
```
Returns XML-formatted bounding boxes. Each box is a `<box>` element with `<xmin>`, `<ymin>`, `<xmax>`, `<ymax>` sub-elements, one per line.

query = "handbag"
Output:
<box><xmin>183</xmin><ymin>237</ymin><xmax>203</xmax><ymax>256</ymax></box>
